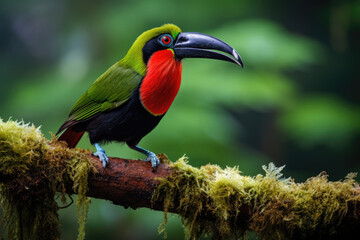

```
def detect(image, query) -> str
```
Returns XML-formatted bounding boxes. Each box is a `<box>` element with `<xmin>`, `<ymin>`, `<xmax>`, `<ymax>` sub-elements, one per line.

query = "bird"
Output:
<box><xmin>56</xmin><ymin>24</ymin><xmax>243</xmax><ymax>171</ymax></box>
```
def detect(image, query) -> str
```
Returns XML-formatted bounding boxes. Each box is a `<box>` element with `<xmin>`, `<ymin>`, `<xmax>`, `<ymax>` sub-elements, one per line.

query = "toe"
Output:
<box><xmin>94</xmin><ymin>151</ymin><xmax>109</xmax><ymax>168</ymax></box>
<box><xmin>101</xmin><ymin>153</ymin><xmax>109</xmax><ymax>168</ymax></box>
<box><xmin>101</xmin><ymin>156</ymin><xmax>107</xmax><ymax>168</ymax></box>
<box><xmin>147</xmin><ymin>154</ymin><xmax>159</xmax><ymax>171</ymax></box>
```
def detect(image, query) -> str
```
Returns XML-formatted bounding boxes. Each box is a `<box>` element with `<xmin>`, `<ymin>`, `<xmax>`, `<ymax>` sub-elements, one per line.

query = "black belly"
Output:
<box><xmin>73</xmin><ymin>89</ymin><xmax>164</xmax><ymax>146</ymax></box>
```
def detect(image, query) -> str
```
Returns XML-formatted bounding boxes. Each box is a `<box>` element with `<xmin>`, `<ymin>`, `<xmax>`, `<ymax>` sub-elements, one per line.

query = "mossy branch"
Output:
<box><xmin>1</xmin><ymin>119</ymin><xmax>360</xmax><ymax>240</ymax></box>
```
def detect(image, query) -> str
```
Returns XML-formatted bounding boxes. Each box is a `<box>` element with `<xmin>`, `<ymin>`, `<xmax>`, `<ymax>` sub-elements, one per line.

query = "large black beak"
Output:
<box><xmin>174</xmin><ymin>32</ymin><xmax>243</xmax><ymax>67</ymax></box>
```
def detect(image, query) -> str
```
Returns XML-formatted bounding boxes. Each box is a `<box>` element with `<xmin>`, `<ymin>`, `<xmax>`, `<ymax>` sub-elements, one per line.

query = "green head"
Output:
<box><xmin>121</xmin><ymin>23</ymin><xmax>243</xmax><ymax>76</ymax></box>
<box><xmin>122</xmin><ymin>24</ymin><xmax>182</xmax><ymax>76</ymax></box>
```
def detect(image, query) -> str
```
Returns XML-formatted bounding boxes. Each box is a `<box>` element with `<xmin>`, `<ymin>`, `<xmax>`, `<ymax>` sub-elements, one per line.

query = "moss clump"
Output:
<box><xmin>153</xmin><ymin>158</ymin><xmax>360</xmax><ymax>240</ymax></box>
<box><xmin>0</xmin><ymin>119</ymin><xmax>95</xmax><ymax>240</ymax></box>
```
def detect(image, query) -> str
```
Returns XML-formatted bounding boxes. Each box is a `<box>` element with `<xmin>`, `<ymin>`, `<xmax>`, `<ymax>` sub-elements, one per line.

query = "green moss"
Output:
<box><xmin>1</xmin><ymin>119</ymin><xmax>358</xmax><ymax>239</ymax></box>
<box><xmin>0</xmin><ymin>119</ymin><xmax>95</xmax><ymax>240</ymax></box>
<box><xmin>153</xmin><ymin>159</ymin><xmax>360</xmax><ymax>240</ymax></box>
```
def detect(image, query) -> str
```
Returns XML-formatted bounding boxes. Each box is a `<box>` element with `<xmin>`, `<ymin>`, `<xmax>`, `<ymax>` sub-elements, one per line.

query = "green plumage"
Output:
<box><xmin>63</xmin><ymin>24</ymin><xmax>182</xmax><ymax>124</ymax></box>
<box><xmin>69</xmin><ymin>63</ymin><xmax>141</xmax><ymax>121</ymax></box>
<box><xmin>57</xmin><ymin>23</ymin><xmax>242</xmax><ymax>170</ymax></box>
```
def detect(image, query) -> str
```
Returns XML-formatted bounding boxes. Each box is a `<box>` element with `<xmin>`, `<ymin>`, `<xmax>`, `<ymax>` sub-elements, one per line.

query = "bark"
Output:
<box><xmin>86</xmin><ymin>155</ymin><xmax>174</xmax><ymax>211</ymax></box>
<box><xmin>84</xmin><ymin>155</ymin><xmax>360</xmax><ymax>239</ymax></box>
<box><xmin>2</xmin><ymin>120</ymin><xmax>360</xmax><ymax>239</ymax></box>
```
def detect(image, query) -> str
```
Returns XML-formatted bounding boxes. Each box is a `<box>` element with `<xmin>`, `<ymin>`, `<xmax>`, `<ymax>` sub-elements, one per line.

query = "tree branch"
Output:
<box><xmin>80</xmin><ymin>155</ymin><xmax>360</xmax><ymax>240</ymax></box>
<box><xmin>1</xmin><ymin>119</ymin><xmax>360</xmax><ymax>240</ymax></box>
<box><xmin>85</xmin><ymin>154</ymin><xmax>174</xmax><ymax>211</ymax></box>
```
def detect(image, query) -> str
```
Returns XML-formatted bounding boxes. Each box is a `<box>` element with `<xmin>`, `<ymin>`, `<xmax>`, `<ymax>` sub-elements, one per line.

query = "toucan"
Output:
<box><xmin>57</xmin><ymin>24</ymin><xmax>243</xmax><ymax>170</ymax></box>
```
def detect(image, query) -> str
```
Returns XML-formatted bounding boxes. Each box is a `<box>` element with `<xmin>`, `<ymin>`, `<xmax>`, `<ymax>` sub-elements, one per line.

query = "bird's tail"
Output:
<box><xmin>57</xmin><ymin>126</ymin><xmax>84</xmax><ymax>148</ymax></box>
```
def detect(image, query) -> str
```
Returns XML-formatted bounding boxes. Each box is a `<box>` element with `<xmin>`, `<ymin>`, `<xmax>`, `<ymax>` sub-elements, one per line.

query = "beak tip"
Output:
<box><xmin>232</xmin><ymin>49</ymin><xmax>243</xmax><ymax>68</ymax></box>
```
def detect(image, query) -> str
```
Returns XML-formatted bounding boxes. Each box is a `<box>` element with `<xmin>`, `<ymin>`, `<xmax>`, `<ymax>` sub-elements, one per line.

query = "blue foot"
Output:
<box><xmin>93</xmin><ymin>143</ymin><xmax>109</xmax><ymax>168</ymax></box>
<box><xmin>129</xmin><ymin>145</ymin><xmax>160</xmax><ymax>171</ymax></box>
<box><xmin>145</xmin><ymin>152</ymin><xmax>160</xmax><ymax>171</ymax></box>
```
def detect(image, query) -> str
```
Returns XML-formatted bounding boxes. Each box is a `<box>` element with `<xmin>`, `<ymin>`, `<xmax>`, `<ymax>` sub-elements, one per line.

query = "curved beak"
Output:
<box><xmin>174</xmin><ymin>32</ymin><xmax>243</xmax><ymax>67</ymax></box>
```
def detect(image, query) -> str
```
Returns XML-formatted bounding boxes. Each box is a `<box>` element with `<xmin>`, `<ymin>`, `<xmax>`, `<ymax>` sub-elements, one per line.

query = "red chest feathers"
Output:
<box><xmin>140</xmin><ymin>50</ymin><xmax>182</xmax><ymax>116</ymax></box>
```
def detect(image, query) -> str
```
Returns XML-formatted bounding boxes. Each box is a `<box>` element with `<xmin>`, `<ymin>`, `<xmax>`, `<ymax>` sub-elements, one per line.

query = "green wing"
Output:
<box><xmin>68</xmin><ymin>63</ymin><xmax>142</xmax><ymax>122</ymax></box>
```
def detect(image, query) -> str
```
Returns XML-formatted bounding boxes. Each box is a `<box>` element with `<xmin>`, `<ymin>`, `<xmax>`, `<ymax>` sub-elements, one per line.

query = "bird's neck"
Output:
<box><xmin>140</xmin><ymin>49</ymin><xmax>182</xmax><ymax>116</ymax></box>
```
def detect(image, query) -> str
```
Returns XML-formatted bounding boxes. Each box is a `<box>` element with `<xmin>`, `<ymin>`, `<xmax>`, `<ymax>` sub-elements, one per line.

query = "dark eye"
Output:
<box><xmin>159</xmin><ymin>34</ymin><xmax>173</xmax><ymax>47</ymax></box>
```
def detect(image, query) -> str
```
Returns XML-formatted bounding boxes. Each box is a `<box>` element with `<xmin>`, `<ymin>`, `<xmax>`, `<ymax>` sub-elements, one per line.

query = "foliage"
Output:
<box><xmin>0</xmin><ymin>0</ymin><xmax>359</xmax><ymax>239</ymax></box>
<box><xmin>279</xmin><ymin>95</ymin><xmax>360</xmax><ymax>148</ymax></box>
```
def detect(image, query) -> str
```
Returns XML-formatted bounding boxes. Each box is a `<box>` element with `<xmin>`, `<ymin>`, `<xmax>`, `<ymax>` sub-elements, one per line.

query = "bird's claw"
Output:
<box><xmin>93</xmin><ymin>150</ymin><xmax>109</xmax><ymax>168</ymax></box>
<box><xmin>146</xmin><ymin>152</ymin><xmax>160</xmax><ymax>171</ymax></box>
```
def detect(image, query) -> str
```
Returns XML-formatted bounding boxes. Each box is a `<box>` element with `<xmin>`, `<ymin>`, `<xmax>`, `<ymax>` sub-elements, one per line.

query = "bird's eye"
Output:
<box><xmin>159</xmin><ymin>34</ymin><xmax>173</xmax><ymax>47</ymax></box>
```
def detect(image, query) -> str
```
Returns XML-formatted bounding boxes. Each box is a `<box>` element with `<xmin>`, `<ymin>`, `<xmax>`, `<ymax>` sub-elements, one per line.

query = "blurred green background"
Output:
<box><xmin>1</xmin><ymin>0</ymin><xmax>359</xmax><ymax>239</ymax></box>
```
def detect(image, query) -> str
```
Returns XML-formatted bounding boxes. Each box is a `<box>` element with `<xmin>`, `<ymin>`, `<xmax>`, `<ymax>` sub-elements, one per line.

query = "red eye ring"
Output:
<box><xmin>161</xmin><ymin>35</ymin><xmax>172</xmax><ymax>45</ymax></box>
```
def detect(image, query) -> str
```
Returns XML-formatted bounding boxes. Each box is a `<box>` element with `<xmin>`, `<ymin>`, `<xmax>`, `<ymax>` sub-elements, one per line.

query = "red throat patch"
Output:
<box><xmin>140</xmin><ymin>49</ymin><xmax>182</xmax><ymax>116</ymax></box>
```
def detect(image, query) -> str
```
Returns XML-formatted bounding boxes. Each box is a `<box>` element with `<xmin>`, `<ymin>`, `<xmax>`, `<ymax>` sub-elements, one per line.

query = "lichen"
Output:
<box><xmin>152</xmin><ymin>157</ymin><xmax>360</xmax><ymax>240</ymax></box>
<box><xmin>0</xmin><ymin>119</ymin><xmax>95</xmax><ymax>240</ymax></box>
